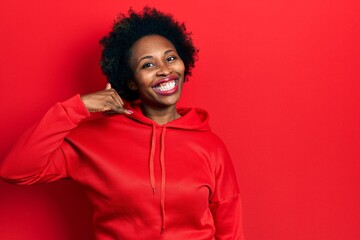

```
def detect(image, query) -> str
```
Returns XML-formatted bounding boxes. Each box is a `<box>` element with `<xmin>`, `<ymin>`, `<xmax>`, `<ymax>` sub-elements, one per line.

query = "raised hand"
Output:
<box><xmin>80</xmin><ymin>83</ymin><xmax>133</xmax><ymax>114</ymax></box>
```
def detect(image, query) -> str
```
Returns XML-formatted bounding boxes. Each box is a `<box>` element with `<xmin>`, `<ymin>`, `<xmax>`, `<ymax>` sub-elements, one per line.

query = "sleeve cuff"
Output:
<box><xmin>60</xmin><ymin>94</ymin><xmax>91</xmax><ymax>125</ymax></box>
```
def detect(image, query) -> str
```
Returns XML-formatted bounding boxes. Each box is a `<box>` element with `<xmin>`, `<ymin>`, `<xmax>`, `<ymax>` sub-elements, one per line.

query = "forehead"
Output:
<box><xmin>130</xmin><ymin>35</ymin><xmax>176</xmax><ymax>58</ymax></box>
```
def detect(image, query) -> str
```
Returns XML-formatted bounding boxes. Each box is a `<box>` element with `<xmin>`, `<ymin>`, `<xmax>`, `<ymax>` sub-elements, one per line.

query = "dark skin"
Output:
<box><xmin>81</xmin><ymin>35</ymin><xmax>185</xmax><ymax>125</ymax></box>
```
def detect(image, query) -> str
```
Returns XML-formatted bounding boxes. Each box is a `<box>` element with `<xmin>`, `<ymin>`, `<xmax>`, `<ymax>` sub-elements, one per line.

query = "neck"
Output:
<box><xmin>140</xmin><ymin>104</ymin><xmax>180</xmax><ymax>125</ymax></box>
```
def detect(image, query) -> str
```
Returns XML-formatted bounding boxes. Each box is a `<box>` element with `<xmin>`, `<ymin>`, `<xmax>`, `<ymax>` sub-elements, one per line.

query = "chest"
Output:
<box><xmin>67</xmin><ymin>126</ymin><xmax>216</xmax><ymax>211</ymax></box>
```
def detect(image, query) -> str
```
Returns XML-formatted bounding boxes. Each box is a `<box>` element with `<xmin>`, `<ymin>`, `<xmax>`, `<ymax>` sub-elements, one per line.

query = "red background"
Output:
<box><xmin>1</xmin><ymin>1</ymin><xmax>359</xmax><ymax>239</ymax></box>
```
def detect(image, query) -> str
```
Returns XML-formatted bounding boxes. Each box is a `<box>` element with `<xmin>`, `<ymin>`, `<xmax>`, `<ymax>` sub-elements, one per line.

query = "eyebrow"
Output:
<box><xmin>137</xmin><ymin>49</ymin><xmax>176</xmax><ymax>65</ymax></box>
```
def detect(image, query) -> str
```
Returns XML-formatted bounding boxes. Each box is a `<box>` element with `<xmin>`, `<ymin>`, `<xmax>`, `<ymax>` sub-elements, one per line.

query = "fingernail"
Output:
<box><xmin>127</xmin><ymin>110</ymin><xmax>133</xmax><ymax>114</ymax></box>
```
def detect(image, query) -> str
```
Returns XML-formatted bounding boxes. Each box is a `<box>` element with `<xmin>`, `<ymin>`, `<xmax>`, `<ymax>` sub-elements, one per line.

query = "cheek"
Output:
<box><xmin>134</xmin><ymin>72</ymin><xmax>152</xmax><ymax>87</ymax></box>
<box><xmin>176</xmin><ymin>61</ymin><xmax>186</xmax><ymax>74</ymax></box>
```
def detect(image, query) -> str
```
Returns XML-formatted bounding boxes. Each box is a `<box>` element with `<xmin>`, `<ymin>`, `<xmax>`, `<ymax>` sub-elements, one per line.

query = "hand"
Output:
<box><xmin>80</xmin><ymin>83</ymin><xmax>133</xmax><ymax>114</ymax></box>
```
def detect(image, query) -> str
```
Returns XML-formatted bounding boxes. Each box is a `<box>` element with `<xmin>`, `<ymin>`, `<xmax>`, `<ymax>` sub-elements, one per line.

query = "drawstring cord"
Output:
<box><xmin>160</xmin><ymin>127</ymin><xmax>167</xmax><ymax>233</ymax></box>
<box><xmin>148</xmin><ymin>124</ymin><xmax>167</xmax><ymax>233</ymax></box>
<box><xmin>149</xmin><ymin>124</ymin><xmax>157</xmax><ymax>194</ymax></box>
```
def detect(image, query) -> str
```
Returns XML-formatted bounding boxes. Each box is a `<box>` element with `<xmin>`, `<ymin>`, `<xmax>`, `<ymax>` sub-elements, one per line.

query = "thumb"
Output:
<box><xmin>105</xmin><ymin>83</ymin><xmax>112</xmax><ymax>90</ymax></box>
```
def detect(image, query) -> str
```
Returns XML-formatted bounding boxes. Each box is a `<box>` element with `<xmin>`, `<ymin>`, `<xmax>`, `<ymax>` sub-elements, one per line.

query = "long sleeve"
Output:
<box><xmin>0</xmin><ymin>94</ymin><xmax>90</xmax><ymax>185</ymax></box>
<box><xmin>210</xmin><ymin>194</ymin><xmax>244</xmax><ymax>240</ymax></box>
<box><xmin>209</xmin><ymin>142</ymin><xmax>245</xmax><ymax>240</ymax></box>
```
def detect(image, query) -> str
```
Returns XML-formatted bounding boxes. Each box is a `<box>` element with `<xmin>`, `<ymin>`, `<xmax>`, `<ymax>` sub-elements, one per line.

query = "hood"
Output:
<box><xmin>125</xmin><ymin>101</ymin><xmax>211</xmax><ymax>131</ymax></box>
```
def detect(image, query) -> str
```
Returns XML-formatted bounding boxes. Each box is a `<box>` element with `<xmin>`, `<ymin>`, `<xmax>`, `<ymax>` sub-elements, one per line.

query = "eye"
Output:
<box><xmin>141</xmin><ymin>62</ymin><xmax>154</xmax><ymax>69</ymax></box>
<box><xmin>166</xmin><ymin>56</ymin><xmax>176</xmax><ymax>62</ymax></box>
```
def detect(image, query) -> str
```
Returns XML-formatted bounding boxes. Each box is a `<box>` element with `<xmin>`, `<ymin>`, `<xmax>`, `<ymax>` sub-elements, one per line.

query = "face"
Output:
<box><xmin>128</xmin><ymin>35</ymin><xmax>185</xmax><ymax>110</ymax></box>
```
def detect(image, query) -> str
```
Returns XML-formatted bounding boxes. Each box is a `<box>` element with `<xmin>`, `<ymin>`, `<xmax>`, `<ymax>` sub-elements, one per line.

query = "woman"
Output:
<box><xmin>0</xmin><ymin>7</ymin><xmax>244</xmax><ymax>240</ymax></box>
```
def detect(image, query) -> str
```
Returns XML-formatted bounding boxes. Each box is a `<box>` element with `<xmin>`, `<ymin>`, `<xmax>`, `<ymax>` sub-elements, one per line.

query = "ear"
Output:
<box><xmin>127</xmin><ymin>80</ymin><xmax>138</xmax><ymax>90</ymax></box>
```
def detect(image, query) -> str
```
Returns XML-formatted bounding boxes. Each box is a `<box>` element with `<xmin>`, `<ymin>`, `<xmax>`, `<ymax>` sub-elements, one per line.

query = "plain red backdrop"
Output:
<box><xmin>0</xmin><ymin>0</ymin><xmax>359</xmax><ymax>239</ymax></box>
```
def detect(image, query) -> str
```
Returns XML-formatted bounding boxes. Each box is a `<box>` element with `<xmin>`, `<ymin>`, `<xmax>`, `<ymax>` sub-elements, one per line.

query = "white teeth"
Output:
<box><xmin>154</xmin><ymin>80</ymin><xmax>176</xmax><ymax>92</ymax></box>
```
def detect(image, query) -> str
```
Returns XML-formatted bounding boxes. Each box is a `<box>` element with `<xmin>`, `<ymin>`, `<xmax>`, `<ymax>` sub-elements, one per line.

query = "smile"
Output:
<box><xmin>152</xmin><ymin>79</ymin><xmax>179</xmax><ymax>96</ymax></box>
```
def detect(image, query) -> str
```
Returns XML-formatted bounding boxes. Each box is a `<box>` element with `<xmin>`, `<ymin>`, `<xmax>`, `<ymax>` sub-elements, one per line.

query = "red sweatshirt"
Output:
<box><xmin>0</xmin><ymin>95</ymin><xmax>244</xmax><ymax>240</ymax></box>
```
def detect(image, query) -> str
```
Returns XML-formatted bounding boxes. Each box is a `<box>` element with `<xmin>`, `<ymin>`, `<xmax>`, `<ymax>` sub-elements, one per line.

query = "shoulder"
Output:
<box><xmin>76</xmin><ymin>113</ymin><xmax>131</xmax><ymax>131</ymax></box>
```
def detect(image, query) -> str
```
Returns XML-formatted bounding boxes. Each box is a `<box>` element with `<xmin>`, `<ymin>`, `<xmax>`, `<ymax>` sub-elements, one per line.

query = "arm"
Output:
<box><xmin>0</xmin><ymin>95</ymin><xmax>90</xmax><ymax>184</ymax></box>
<box><xmin>0</xmin><ymin>84</ymin><xmax>131</xmax><ymax>185</ymax></box>
<box><xmin>210</xmin><ymin>194</ymin><xmax>244</xmax><ymax>240</ymax></box>
<box><xmin>209</xmin><ymin>142</ymin><xmax>245</xmax><ymax>240</ymax></box>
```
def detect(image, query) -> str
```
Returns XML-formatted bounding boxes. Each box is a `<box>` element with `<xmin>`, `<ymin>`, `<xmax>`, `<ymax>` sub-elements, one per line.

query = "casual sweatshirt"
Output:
<box><xmin>0</xmin><ymin>94</ymin><xmax>244</xmax><ymax>240</ymax></box>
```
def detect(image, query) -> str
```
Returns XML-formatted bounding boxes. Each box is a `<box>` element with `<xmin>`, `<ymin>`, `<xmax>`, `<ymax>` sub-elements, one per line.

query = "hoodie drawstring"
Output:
<box><xmin>148</xmin><ymin>124</ymin><xmax>167</xmax><ymax>233</ymax></box>
<box><xmin>160</xmin><ymin>127</ymin><xmax>167</xmax><ymax>233</ymax></box>
<box><xmin>149</xmin><ymin>124</ymin><xmax>157</xmax><ymax>194</ymax></box>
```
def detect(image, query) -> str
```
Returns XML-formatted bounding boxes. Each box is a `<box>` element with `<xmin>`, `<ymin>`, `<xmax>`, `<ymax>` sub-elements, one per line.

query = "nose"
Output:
<box><xmin>156</xmin><ymin>62</ymin><xmax>172</xmax><ymax>76</ymax></box>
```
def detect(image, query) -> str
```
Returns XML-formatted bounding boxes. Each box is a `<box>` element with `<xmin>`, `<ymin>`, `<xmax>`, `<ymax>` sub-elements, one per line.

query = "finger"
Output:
<box><xmin>111</xmin><ymin>105</ymin><xmax>133</xmax><ymax>115</ymax></box>
<box><xmin>110</xmin><ymin>90</ymin><xmax>124</xmax><ymax>106</ymax></box>
<box><xmin>103</xmin><ymin>106</ymin><xmax>133</xmax><ymax>115</ymax></box>
<box><xmin>104</xmin><ymin>100</ymin><xmax>132</xmax><ymax>115</ymax></box>
<box><xmin>104</xmin><ymin>109</ymin><xmax>133</xmax><ymax>115</ymax></box>
<box><xmin>103</xmin><ymin>109</ymin><xmax>132</xmax><ymax>115</ymax></box>
<box><xmin>103</xmin><ymin>100</ymin><xmax>122</xmax><ymax>113</ymax></box>
<box><xmin>105</xmin><ymin>83</ymin><xmax>124</xmax><ymax>106</ymax></box>
<box><xmin>123</xmin><ymin>109</ymin><xmax>133</xmax><ymax>115</ymax></box>
<box><xmin>105</xmin><ymin>83</ymin><xmax>112</xmax><ymax>90</ymax></box>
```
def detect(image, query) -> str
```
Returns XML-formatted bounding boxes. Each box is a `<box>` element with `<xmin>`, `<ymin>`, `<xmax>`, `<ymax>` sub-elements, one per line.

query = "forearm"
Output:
<box><xmin>0</xmin><ymin>94</ymin><xmax>90</xmax><ymax>184</ymax></box>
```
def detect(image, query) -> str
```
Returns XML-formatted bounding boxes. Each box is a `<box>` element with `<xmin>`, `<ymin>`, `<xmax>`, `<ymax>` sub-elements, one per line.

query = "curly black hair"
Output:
<box><xmin>100</xmin><ymin>7</ymin><xmax>198</xmax><ymax>101</ymax></box>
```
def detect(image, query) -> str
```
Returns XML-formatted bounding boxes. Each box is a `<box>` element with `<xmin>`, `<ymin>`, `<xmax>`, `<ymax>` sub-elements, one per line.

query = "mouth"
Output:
<box><xmin>151</xmin><ymin>77</ymin><xmax>179</xmax><ymax>96</ymax></box>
